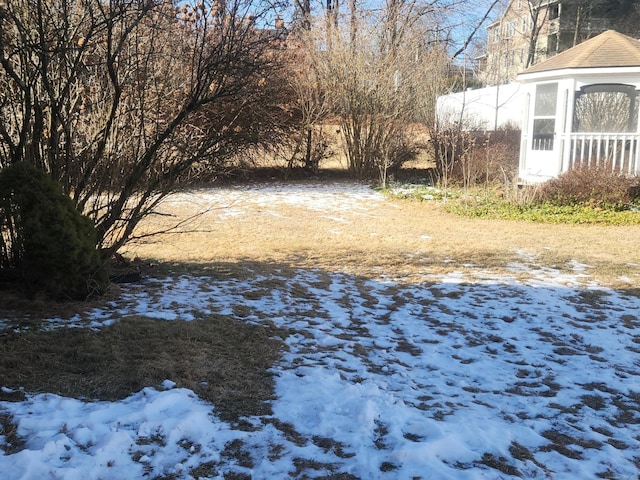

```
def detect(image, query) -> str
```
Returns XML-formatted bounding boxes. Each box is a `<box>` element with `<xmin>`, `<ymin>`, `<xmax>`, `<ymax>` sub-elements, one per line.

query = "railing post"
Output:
<box><xmin>612</xmin><ymin>135</ymin><xmax>618</xmax><ymax>172</ymax></box>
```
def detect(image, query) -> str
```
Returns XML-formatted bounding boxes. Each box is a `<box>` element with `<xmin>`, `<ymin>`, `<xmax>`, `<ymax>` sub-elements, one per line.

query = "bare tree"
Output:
<box><xmin>0</xmin><ymin>0</ymin><xmax>289</xmax><ymax>255</ymax></box>
<box><xmin>305</xmin><ymin>13</ymin><xmax>448</xmax><ymax>184</ymax></box>
<box><xmin>525</xmin><ymin>0</ymin><xmax>549</xmax><ymax>67</ymax></box>
<box><xmin>284</xmin><ymin>32</ymin><xmax>331</xmax><ymax>173</ymax></box>
<box><xmin>287</xmin><ymin>0</ymin><xmax>503</xmax><ymax>184</ymax></box>
<box><xmin>451</xmin><ymin>0</ymin><xmax>503</xmax><ymax>59</ymax></box>
<box><xmin>293</xmin><ymin>0</ymin><xmax>312</xmax><ymax>30</ymax></box>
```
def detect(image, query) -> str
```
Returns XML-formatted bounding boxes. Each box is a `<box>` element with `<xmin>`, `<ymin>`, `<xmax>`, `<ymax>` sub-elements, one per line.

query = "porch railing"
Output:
<box><xmin>566</xmin><ymin>133</ymin><xmax>640</xmax><ymax>175</ymax></box>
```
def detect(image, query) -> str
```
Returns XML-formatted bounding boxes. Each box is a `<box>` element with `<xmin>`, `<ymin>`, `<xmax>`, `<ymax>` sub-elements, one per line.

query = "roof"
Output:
<box><xmin>519</xmin><ymin>30</ymin><xmax>640</xmax><ymax>75</ymax></box>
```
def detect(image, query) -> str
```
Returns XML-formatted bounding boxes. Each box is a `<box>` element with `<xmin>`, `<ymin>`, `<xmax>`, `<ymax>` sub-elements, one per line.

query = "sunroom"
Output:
<box><xmin>517</xmin><ymin>30</ymin><xmax>640</xmax><ymax>184</ymax></box>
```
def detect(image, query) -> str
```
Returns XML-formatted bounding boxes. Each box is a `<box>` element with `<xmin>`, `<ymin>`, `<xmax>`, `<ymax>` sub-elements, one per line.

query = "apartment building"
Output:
<box><xmin>477</xmin><ymin>0</ymin><xmax>637</xmax><ymax>85</ymax></box>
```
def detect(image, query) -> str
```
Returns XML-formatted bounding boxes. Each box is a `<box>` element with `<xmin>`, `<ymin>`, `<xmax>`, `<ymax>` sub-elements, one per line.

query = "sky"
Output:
<box><xmin>1</xmin><ymin>182</ymin><xmax>639</xmax><ymax>479</ymax></box>
<box><xmin>274</xmin><ymin>0</ymin><xmax>504</xmax><ymax>55</ymax></box>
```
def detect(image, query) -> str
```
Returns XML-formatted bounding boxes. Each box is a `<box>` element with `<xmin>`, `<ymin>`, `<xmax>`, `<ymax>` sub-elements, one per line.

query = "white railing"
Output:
<box><xmin>532</xmin><ymin>135</ymin><xmax>554</xmax><ymax>151</ymax></box>
<box><xmin>566</xmin><ymin>133</ymin><xmax>640</xmax><ymax>175</ymax></box>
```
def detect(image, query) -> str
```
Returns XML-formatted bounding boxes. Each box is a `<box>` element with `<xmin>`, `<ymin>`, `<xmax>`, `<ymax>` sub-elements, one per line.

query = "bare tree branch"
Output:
<box><xmin>452</xmin><ymin>0</ymin><xmax>502</xmax><ymax>59</ymax></box>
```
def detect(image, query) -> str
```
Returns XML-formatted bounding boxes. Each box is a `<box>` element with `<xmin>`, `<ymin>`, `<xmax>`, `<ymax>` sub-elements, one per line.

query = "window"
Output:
<box><xmin>547</xmin><ymin>33</ymin><xmax>558</xmax><ymax>54</ymax></box>
<box><xmin>573</xmin><ymin>84</ymin><xmax>639</xmax><ymax>133</ymax></box>
<box><xmin>534</xmin><ymin>83</ymin><xmax>557</xmax><ymax>116</ymax></box>
<box><xmin>493</xmin><ymin>27</ymin><xmax>500</xmax><ymax>43</ymax></box>
<box><xmin>532</xmin><ymin>119</ymin><xmax>555</xmax><ymax>150</ymax></box>
<box><xmin>521</xmin><ymin>15</ymin><xmax>528</xmax><ymax>32</ymax></box>
<box><xmin>548</xmin><ymin>3</ymin><xmax>559</xmax><ymax>20</ymax></box>
<box><xmin>504</xmin><ymin>20</ymin><xmax>517</xmax><ymax>38</ymax></box>
<box><xmin>503</xmin><ymin>51</ymin><xmax>510</xmax><ymax>68</ymax></box>
<box><xmin>532</xmin><ymin>83</ymin><xmax>558</xmax><ymax>151</ymax></box>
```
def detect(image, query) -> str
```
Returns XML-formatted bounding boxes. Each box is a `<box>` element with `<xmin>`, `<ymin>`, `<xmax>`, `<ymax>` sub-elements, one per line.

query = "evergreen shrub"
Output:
<box><xmin>0</xmin><ymin>162</ymin><xmax>108</xmax><ymax>299</ymax></box>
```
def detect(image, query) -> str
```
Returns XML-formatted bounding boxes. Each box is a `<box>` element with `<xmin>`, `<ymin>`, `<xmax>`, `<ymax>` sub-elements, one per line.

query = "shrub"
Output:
<box><xmin>430</xmin><ymin>127</ymin><xmax>520</xmax><ymax>187</ymax></box>
<box><xmin>483</xmin><ymin>129</ymin><xmax>521</xmax><ymax>183</ymax></box>
<box><xmin>0</xmin><ymin>162</ymin><xmax>109</xmax><ymax>299</ymax></box>
<box><xmin>537</xmin><ymin>165</ymin><xmax>640</xmax><ymax>210</ymax></box>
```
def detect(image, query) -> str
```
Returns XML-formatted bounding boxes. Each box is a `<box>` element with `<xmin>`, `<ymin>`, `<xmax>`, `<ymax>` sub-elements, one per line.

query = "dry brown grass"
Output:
<box><xmin>122</xmin><ymin>182</ymin><xmax>640</xmax><ymax>287</ymax></box>
<box><xmin>0</xmin><ymin>315</ymin><xmax>284</xmax><ymax>422</ymax></box>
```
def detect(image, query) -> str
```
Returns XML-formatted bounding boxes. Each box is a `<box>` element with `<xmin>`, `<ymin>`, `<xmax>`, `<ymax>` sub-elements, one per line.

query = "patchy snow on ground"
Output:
<box><xmin>2</xmin><ymin>184</ymin><xmax>640</xmax><ymax>480</ymax></box>
<box><xmin>165</xmin><ymin>181</ymin><xmax>388</xmax><ymax>221</ymax></box>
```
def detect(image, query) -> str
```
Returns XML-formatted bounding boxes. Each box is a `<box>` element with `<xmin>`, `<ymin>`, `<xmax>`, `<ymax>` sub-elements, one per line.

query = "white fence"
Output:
<box><xmin>436</xmin><ymin>83</ymin><xmax>526</xmax><ymax>130</ymax></box>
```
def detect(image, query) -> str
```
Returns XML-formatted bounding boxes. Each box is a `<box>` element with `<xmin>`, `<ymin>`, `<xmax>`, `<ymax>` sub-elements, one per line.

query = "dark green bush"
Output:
<box><xmin>537</xmin><ymin>165</ymin><xmax>640</xmax><ymax>210</ymax></box>
<box><xmin>0</xmin><ymin>162</ymin><xmax>108</xmax><ymax>299</ymax></box>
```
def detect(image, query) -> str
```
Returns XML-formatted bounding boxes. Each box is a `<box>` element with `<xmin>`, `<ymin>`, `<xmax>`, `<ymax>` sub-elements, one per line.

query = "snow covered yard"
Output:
<box><xmin>1</xmin><ymin>182</ymin><xmax>640</xmax><ymax>479</ymax></box>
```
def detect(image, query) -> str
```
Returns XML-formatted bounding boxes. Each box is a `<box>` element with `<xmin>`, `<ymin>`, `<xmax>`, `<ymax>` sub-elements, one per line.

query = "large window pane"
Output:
<box><xmin>534</xmin><ymin>83</ymin><xmax>557</xmax><ymax>116</ymax></box>
<box><xmin>573</xmin><ymin>85</ymin><xmax>639</xmax><ymax>133</ymax></box>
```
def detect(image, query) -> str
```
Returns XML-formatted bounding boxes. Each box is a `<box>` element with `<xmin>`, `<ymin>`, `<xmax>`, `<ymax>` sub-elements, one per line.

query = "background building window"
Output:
<box><xmin>547</xmin><ymin>33</ymin><xmax>558</xmax><ymax>54</ymax></box>
<box><xmin>504</xmin><ymin>20</ymin><xmax>517</xmax><ymax>38</ymax></box>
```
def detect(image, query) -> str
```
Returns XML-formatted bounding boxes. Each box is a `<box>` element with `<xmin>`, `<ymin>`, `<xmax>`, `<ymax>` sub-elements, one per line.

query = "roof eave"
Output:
<box><xmin>517</xmin><ymin>65</ymin><xmax>640</xmax><ymax>82</ymax></box>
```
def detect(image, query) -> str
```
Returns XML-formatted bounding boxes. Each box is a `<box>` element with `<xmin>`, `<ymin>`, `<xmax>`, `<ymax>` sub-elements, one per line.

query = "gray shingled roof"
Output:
<box><xmin>520</xmin><ymin>30</ymin><xmax>640</xmax><ymax>75</ymax></box>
